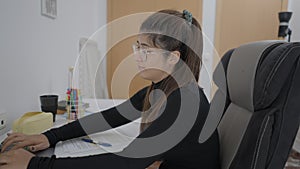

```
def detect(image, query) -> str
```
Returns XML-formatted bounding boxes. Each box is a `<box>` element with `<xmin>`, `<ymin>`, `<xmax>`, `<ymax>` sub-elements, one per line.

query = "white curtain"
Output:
<box><xmin>78</xmin><ymin>38</ymin><xmax>108</xmax><ymax>99</ymax></box>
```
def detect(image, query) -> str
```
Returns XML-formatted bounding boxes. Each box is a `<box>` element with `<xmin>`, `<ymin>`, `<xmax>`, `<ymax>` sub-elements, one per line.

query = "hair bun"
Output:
<box><xmin>183</xmin><ymin>10</ymin><xmax>193</xmax><ymax>26</ymax></box>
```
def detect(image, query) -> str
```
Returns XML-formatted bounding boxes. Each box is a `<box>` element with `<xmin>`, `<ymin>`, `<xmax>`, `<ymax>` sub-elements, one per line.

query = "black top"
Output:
<box><xmin>28</xmin><ymin>81</ymin><xmax>220</xmax><ymax>169</ymax></box>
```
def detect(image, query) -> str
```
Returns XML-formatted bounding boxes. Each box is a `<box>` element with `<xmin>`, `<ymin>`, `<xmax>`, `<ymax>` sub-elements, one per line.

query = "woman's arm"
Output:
<box><xmin>28</xmin><ymin>86</ymin><xmax>200</xmax><ymax>169</ymax></box>
<box><xmin>43</xmin><ymin>87</ymin><xmax>148</xmax><ymax>147</ymax></box>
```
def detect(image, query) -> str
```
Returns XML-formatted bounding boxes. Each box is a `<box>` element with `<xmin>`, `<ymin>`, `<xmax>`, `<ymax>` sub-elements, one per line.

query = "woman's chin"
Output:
<box><xmin>138</xmin><ymin>71</ymin><xmax>147</xmax><ymax>79</ymax></box>
<box><xmin>138</xmin><ymin>71</ymin><xmax>152</xmax><ymax>81</ymax></box>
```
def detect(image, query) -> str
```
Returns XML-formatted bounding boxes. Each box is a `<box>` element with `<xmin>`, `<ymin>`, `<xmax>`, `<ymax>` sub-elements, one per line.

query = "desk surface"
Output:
<box><xmin>1</xmin><ymin>99</ymin><xmax>141</xmax><ymax>157</ymax></box>
<box><xmin>54</xmin><ymin>98</ymin><xmax>141</xmax><ymax>157</ymax></box>
<box><xmin>53</xmin><ymin>99</ymin><xmax>126</xmax><ymax>128</ymax></box>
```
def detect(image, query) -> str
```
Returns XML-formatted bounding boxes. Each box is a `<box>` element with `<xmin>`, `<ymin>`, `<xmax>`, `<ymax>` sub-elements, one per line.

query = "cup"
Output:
<box><xmin>40</xmin><ymin>95</ymin><xmax>58</xmax><ymax>122</ymax></box>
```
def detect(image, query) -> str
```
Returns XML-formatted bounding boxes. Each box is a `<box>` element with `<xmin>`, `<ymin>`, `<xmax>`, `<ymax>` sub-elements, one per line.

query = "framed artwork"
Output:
<box><xmin>41</xmin><ymin>0</ymin><xmax>57</xmax><ymax>19</ymax></box>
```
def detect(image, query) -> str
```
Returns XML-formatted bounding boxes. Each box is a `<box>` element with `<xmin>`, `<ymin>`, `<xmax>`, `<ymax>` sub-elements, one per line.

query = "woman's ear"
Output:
<box><xmin>168</xmin><ymin>51</ymin><xmax>180</xmax><ymax>65</ymax></box>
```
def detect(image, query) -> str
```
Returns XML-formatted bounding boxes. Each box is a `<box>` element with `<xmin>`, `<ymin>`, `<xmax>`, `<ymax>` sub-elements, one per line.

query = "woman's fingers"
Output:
<box><xmin>0</xmin><ymin>153</ymin><xmax>10</xmax><ymax>165</ymax></box>
<box><xmin>29</xmin><ymin>142</ymin><xmax>46</xmax><ymax>152</ymax></box>
<box><xmin>6</xmin><ymin>132</ymin><xmax>23</xmax><ymax>139</ymax></box>
<box><xmin>1</xmin><ymin>134</ymin><xmax>50</xmax><ymax>153</ymax></box>
<box><xmin>1</xmin><ymin>136</ymin><xmax>26</xmax><ymax>153</ymax></box>
<box><xmin>2</xmin><ymin>133</ymin><xmax>16</xmax><ymax>145</ymax></box>
<box><xmin>0</xmin><ymin>149</ymin><xmax>35</xmax><ymax>169</ymax></box>
<box><xmin>1</xmin><ymin>133</ymin><xmax>31</xmax><ymax>152</ymax></box>
<box><xmin>8</xmin><ymin>140</ymin><xmax>32</xmax><ymax>151</ymax></box>
<box><xmin>2</xmin><ymin>133</ymin><xmax>24</xmax><ymax>146</ymax></box>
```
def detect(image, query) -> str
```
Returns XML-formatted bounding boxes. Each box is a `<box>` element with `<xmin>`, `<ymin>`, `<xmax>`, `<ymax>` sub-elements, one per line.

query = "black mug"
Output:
<box><xmin>40</xmin><ymin>95</ymin><xmax>58</xmax><ymax>122</ymax></box>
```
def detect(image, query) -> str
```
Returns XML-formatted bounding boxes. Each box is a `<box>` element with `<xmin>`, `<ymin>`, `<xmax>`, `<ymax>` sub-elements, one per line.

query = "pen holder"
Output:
<box><xmin>66</xmin><ymin>88</ymin><xmax>83</xmax><ymax>120</ymax></box>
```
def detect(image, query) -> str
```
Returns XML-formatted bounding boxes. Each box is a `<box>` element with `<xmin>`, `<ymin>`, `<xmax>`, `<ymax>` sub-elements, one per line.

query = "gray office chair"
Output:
<box><xmin>215</xmin><ymin>41</ymin><xmax>300</xmax><ymax>169</ymax></box>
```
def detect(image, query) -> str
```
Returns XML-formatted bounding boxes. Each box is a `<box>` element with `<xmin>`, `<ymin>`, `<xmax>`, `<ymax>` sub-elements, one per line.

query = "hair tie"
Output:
<box><xmin>183</xmin><ymin>10</ymin><xmax>193</xmax><ymax>26</ymax></box>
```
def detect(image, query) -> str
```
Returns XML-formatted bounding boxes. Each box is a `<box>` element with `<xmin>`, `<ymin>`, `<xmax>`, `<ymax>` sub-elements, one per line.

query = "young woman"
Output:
<box><xmin>0</xmin><ymin>9</ymin><xmax>220</xmax><ymax>169</ymax></box>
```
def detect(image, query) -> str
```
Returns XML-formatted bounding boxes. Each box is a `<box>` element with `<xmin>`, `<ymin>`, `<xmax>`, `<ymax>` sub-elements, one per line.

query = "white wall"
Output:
<box><xmin>201</xmin><ymin>0</ymin><xmax>217</xmax><ymax>101</ymax></box>
<box><xmin>0</xmin><ymin>0</ymin><xmax>106</xmax><ymax>133</ymax></box>
<box><xmin>288</xmin><ymin>0</ymin><xmax>300</xmax><ymax>41</ymax></box>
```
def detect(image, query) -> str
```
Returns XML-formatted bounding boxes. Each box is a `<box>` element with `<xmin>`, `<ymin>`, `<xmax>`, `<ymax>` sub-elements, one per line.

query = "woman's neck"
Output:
<box><xmin>152</xmin><ymin>73</ymin><xmax>169</xmax><ymax>83</ymax></box>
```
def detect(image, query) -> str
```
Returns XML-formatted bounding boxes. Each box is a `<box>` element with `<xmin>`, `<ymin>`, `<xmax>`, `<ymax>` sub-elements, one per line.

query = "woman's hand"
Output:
<box><xmin>1</xmin><ymin>133</ymin><xmax>50</xmax><ymax>153</ymax></box>
<box><xmin>0</xmin><ymin>148</ymin><xmax>35</xmax><ymax>169</ymax></box>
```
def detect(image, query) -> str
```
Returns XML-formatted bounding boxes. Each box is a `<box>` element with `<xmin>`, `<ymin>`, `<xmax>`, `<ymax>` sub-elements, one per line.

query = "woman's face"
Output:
<box><xmin>133</xmin><ymin>35</ymin><xmax>173</xmax><ymax>83</ymax></box>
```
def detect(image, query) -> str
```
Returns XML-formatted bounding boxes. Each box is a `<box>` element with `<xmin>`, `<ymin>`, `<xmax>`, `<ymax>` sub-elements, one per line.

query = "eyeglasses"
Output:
<box><xmin>132</xmin><ymin>44</ymin><xmax>170</xmax><ymax>62</ymax></box>
<box><xmin>132</xmin><ymin>44</ymin><xmax>151</xmax><ymax>62</ymax></box>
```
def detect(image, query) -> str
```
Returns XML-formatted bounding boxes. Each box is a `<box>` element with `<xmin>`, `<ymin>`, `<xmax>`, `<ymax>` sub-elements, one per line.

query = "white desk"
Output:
<box><xmin>2</xmin><ymin>99</ymin><xmax>141</xmax><ymax>157</ymax></box>
<box><xmin>53</xmin><ymin>98</ymin><xmax>141</xmax><ymax>157</ymax></box>
<box><xmin>53</xmin><ymin>99</ymin><xmax>127</xmax><ymax>128</ymax></box>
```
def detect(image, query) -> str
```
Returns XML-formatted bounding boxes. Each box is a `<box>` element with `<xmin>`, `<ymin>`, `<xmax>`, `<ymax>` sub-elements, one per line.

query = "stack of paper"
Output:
<box><xmin>54</xmin><ymin>119</ymin><xmax>140</xmax><ymax>157</ymax></box>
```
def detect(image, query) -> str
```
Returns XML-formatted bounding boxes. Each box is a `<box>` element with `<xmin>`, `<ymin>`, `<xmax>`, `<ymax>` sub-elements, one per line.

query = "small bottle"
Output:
<box><xmin>66</xmin><ymin>67</ymin><xmax>74</xmax><ymax>121</ymax></box>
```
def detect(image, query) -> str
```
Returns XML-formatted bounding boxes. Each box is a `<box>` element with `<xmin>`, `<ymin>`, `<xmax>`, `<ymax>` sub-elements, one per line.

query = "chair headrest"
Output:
<box><xmin>227</xmin><ymin>41</ymin><xmax>283</xmax><ymax>112</ymax></box>
<box><xmin>254</xmin><ymin>42</ymin><xmax>300</xmax><ymax>110</ymax></box>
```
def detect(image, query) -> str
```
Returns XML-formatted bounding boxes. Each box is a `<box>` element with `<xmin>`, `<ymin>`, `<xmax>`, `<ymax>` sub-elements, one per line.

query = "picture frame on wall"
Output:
<box><xmin>41</xmin><ymin>0</ymin><xmax>57</xmax><ymax>19</ymax></box>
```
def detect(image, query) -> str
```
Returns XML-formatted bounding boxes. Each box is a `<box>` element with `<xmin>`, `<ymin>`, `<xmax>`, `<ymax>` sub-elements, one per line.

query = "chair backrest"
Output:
<box><xmin>215</xmin><ymin>41</ymin><xmax>300</xmax><ymax>169</ymax></box>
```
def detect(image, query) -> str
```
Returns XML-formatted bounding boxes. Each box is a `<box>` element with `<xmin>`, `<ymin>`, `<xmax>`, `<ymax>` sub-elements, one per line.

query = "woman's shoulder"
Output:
<box><xmin>168</xmin><ymin>82</ymin><xmax>209</xmax><ymax>105</ymax></box>
<box><xmin>176</xmin><ymin>83</ymin><xmax>206</xmax><ymax>97</ymax></box>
